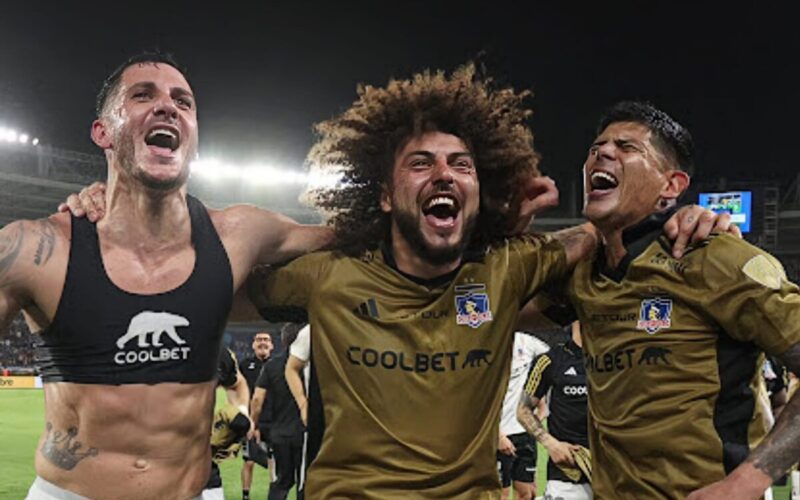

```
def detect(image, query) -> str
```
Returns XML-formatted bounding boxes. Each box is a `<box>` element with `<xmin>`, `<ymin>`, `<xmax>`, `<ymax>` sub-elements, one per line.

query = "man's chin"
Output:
<box><xmin>418</xmin><ymin>238</ymin><xmax>465</xmax><ymax>266</ymax></box>
<box><xmin>135</xmin><ymin>168</ymin><xmax>189</xmax><ymax>192</ymax></box>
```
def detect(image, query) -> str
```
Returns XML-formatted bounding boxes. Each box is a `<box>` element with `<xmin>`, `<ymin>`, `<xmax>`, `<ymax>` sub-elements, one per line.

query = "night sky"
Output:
<box><xmin>1</xmin><ymin>2</ymin><xmax>796</xmax><ymax>214</ymax></box>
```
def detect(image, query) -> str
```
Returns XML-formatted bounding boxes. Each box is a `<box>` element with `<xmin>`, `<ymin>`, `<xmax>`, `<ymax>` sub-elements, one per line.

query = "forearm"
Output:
<box><xmin>517</xmin><ymin>394</ymin><xmax>551</xmax><ymax>444</ymax></box>
<box><xmin>250</xmin><ymin>391</ymin><xmax>265</xmax><ymax>424</ymax></box>
<box><xmin>744</xmin><ymin>383</ymin><xmax>800</xmax><ymax>480</ymax></box>
<box><xmin>739</xmin><ymin>343</ymin><xmax>800</xmax><ymax>484</ymax></box>
<box><xmin>551</xmin><ymin>223</ymin><xmax>599</xmax><ymax>268</ymax></box>
<box><xmin>225</xmin><ymin>374</ymin><xmax>250</xmax><ymax>409</ymax></box>
<box><xmin>285</xmin><ymin>358</ymin><xmax>307</xmax><ymax>411</ymax></box>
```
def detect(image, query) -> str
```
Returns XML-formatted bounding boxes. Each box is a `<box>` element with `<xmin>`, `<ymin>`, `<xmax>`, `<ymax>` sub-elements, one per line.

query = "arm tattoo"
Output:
<box><xmin>746</xmin><ymin>343</ymin><xmax>800</xmax><ymax>480</ymax></box>
<box><xmin>551</xmin><ymin>224</ymin><xmax>599</xmax><ymax>268</ymax></box>
<box><xmin>517</xmin><ymin>392</ymin><xmax>549</xmax><ymax>442</ymax></box>
<box><xmin>34</xmin><ymin>220</ymin><xmax>55</xmax><ymax>266</ymax></box>
<box><xmin>40</xmin><ymin>422</ymin><xmax>99</xmax><ymax>470</ymax></box>
<box><xmin>0</xmin><ymin>223</ymin><xmax>24</xmax><ymax>281</ymax></box>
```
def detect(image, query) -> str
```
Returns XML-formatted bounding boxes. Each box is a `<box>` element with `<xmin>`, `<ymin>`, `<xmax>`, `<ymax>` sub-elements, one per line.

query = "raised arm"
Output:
<box><xmin>59</xmin><ymin>182</ymin><xmax>335</xmax><ymax>268</ymax></box>
<box><xmin>0</xmin><ymin>219</ymin><xmax>53</xmax><ymax>334</ymax></box>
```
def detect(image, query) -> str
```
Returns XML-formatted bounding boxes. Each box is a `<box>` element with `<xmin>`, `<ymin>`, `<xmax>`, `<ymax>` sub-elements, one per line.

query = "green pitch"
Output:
<box><xmin>0</xmin><ymin>390</ymin><xmax>791</xmax><ymax>499</ymax></box>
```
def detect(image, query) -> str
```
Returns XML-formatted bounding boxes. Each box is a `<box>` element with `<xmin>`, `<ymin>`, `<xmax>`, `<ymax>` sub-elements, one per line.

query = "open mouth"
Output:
<box><xmin>589</xmin><ymin>170</ymin><xmax>619</xmax><ymax>191</ymax></box>
<box><xmin>422</xmin><ymin>194</ymin><xmax>460</xmax><ymax>227</ymax></box>
<box><xmin>144</xmin><ymin>126</ymin><xmax>180</xmax><ymax>152</ymax></box>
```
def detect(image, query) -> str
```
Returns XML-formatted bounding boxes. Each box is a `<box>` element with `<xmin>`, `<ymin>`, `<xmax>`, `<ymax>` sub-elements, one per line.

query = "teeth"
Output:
<box><xmin>591</xmin><ymin>171</ymin><xmax>618</xmax><ymax>186</ymax></box>
<box><xmin>425</xmin><ymin>196</ymin><xmax>455</xmax><ymax>209</ymax></box>
<box><xmin>147</xmin><ymin>128</ymin><xmax>177</xmax><ymax>139</ymax></box>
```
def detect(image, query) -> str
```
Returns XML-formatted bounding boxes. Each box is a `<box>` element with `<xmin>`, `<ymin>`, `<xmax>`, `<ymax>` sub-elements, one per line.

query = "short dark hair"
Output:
<box><xmin>596</xmin><ymin>101</ymin><xmax>694</xmax><ymax>174</ymax></box>
<box><xmin>95</xmin><ymin>51</ymin><xmax>188</xmax><ymax>117</ymax></box>
<box><xmin>280</xmin><ymin>323</ymin><xmax>304</xmax><ymax>348</ymax></box>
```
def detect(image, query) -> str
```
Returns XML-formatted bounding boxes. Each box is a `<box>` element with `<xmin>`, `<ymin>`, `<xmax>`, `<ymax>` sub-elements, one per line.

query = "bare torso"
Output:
<box><xmin>21</xmin><ymin>208</ymin><xmax>253</xmax><ymax>499</ymax></box>
<box><xmin>37</xmin><ymin>381</ymin><xmax>215</xmax><ymax>499</ymax></box>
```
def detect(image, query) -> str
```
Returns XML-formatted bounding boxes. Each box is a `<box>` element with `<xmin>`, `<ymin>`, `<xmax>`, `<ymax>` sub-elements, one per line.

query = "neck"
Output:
<box><xmin>571</xmin><ymin>323</ymin><xmax>582</xmax><ymax>347</ymax></box>
<box><xmin>389</xmin><ymin>230</ymin><xmax>461</xmax><ymax>280</ymax></box>
<box><xmin>600</xmin><ymin>228</ymin><xmax>627</xmax><ymax>269</ymax></box>
<box><xmin>98</xmin><ymin>166</ymin><xmax>191</xmax><ymax>250</ymax></box>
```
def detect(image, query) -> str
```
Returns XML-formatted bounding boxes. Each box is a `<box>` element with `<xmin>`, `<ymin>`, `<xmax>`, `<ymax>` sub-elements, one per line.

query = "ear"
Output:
<box><xmin>379</xmin><ymin>183</ymin><xmax>392</xmax><ymax>213</ymax></box>
<box><xmin>661</xmin><ymin>170</ymin><xmax>690</xmax><ymax>202</ymax></box>
<box><xmin>91</xmin><ymin>119</ymin><xmax>113</xmax><ymax>149</ymax></box>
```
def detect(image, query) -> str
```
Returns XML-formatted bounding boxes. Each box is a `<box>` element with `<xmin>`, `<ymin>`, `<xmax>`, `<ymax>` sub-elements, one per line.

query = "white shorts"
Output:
<box><xmin>27</xmin><ymin>476</ymin><xmax>203</xmax><ymax>500</ymax></box>
<box><xmin>544</xmin><ymin>479</ymin><xmax>593</xmax><ymax>500</ymax></box>
<box><xmin>200</xmin><ymin>487</ymin><xmax>225</xmax><ymax>500</ymax></box>
<box><xmin>26</xmin><ymin>477</ymin><xmax>89</xmax><ymax>500</ymax></box>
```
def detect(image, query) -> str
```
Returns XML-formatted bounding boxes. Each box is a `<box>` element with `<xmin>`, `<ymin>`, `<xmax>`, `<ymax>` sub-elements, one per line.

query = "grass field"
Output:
<box><xmin>0</xmin><ymin>389</ymin><xmax>793</xmax><ymax>499</ymax></box>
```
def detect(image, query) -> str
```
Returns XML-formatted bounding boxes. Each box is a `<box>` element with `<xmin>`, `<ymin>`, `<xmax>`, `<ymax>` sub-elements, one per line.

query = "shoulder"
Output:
<box><xmin>210</xmin><ymin>204</ymin><xmax>294</xmax><ymax>238</ymax></box>
<box><xmin>686</xmin><ymin>233</ymin><xmax>785</xmax><ymax>284</ymax></box>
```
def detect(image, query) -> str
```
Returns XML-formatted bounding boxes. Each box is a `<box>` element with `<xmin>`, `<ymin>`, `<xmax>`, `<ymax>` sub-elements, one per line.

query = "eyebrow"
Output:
<box><xmin>127</xmin><ymin>81</ymin><xmax>195</xmax><ymax>101</ymax></box>
<box><xmin>405</xmin><ymin>150</ymin><xmax>473</xmax><ymax>160</ymax></box>
<box><xmin>590</xmin><ymin>137</ymin><xmax>643</xmax><ymax>148</ymax></box>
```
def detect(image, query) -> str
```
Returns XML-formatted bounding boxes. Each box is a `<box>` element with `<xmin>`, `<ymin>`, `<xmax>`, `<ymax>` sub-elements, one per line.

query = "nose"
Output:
<box><xmin>594</xmin><ymin>141</ymin><xmax>617</xmax><ymax>162</ymax></box>
<box><xmin>431</xmin><ymin>156</ymin><xmax>454</xmax><ymax>185</ymax></box>
<box><xmin>153</xmin><ymin>95</ymin><xmax>179</xmax><ymax>121</ymax></box>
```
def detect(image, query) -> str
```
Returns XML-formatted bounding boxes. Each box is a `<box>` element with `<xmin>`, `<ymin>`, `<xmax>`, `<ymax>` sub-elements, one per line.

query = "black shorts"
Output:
<box><xmin>243</xmin><ymin>424</ymin><xmax>273</xmax><ymax>463</ymax></box>
<box><xmin>496</xmin><ymin>432</ymin><xmax>537</xmax><ymax>487</ymax></box>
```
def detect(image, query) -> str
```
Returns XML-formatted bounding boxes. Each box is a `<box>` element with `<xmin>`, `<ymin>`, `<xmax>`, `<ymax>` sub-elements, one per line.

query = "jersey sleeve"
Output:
<box><xmin>695</xmin><ymin>234</ymin><xmax>800</xmax><ymax>355</ymax></box>
<box><xmin>289</xmin><ymin>324</ymin><xmax>311</xmax><ymax>362</ymax></box>
<box><xmin>217</xmin><ymin>348</ymin><xmax>239</xmax><ymax>389</ymax></box>
<box><xmin>256</xmin><ymin>252</ymin><xmax>333</xmax><ymax>323</ymax></box>
<box><xmin>507</xmin><ymin>234</ymin><xmax>570</xmax><ymax>304</ymax></box>
<box><xmin>523</xmin><ymin>352</ymin><xmax>554</xmax><ymax>400</ymax></box>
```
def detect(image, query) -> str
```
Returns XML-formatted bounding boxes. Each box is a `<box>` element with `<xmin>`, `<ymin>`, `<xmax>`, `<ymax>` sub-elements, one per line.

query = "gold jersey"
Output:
<box><xmin>260</xmin><ymin>235</ymin><xmax>567</xmax><ymax>499</ymax></box>
<box><xmin>562</xmin><ymin>221</ymin><xmax>800</xmax><ymax>499</ymax></box>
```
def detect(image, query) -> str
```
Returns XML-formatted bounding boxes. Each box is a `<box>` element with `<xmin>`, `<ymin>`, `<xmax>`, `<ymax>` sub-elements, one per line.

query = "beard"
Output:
<box><xmin>393</xmin><ymin>206</ymin><xmax>477</xmax><ymax>267</ymax></box>
<box><xmin>115</xmin><ymin>128</ymin><xmax>192</xmax><ymax>192</ymax></box>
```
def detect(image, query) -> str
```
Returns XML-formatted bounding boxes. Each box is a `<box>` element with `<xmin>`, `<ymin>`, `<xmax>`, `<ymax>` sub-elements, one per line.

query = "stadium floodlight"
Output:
<box><xmin>190</xmin><ymin>158</ymin><xmax>242</xmax><ymax>182</ymax></box>
<box><xmin>0</xmin><ymin>123</ymin><xmax>40</xmax><ymax>146</ymax></box>
<box><xmin>191</xmin><ymin>157</ymin><xmax>344</xmax><ymax>189</ymax></box>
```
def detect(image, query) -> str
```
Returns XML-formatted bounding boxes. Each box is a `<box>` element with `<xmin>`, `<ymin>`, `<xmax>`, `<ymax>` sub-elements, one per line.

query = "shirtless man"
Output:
<box><xmin>0</xmin><ymin>52</ymin><xmax>329</xmax><ymax>499</ymax></box>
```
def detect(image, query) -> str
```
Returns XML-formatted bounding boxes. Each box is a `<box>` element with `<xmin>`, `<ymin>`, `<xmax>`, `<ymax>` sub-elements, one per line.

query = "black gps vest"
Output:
<box><xmin>36</xmin><ymin>195</ymin><xmax>233</xmax><ymax>384</ymax></box>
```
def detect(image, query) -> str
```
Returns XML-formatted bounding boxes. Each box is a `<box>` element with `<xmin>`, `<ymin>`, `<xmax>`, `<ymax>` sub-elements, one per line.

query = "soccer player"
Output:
<box><xmin>518</xmin><ymin>321</ymin><xmax>591</xmax><ymax>499</ymax></box>
<box><xmin>497</xmin><ymin>331</ymin><xmax>549</xmax><ymax>500</ymax></box>
<box><xmin>0</xmin><ymin>51</ymin><xmax>330</xmax><ymax>499</ymax></box>
<box><xmin>204</xmin><ymin>348</ymin><xmax>253</xmax><ymax>500</ymax></box>
<box><xmin>539</xmin><ymin>101</ymin><xmax>800</xmax><ymax>499</ymax></box>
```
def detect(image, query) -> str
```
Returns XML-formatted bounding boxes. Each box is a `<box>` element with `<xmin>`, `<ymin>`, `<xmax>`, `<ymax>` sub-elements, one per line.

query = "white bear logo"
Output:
<box><xmin>116</xmin><ymin>311</ymin><xmax>190</xmax><ymax>349</ymax></box>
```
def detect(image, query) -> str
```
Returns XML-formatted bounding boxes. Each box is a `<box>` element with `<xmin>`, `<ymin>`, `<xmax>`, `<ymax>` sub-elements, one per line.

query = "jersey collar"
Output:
<box><xmin>379</xmin><ymin>240</ymin><xmax>461</xmax><ymax>289</ymax></box>
<box><xmin>597</xmin><ymin>207</ymin><xmax>676</xmax><ymax>282</ymax></box>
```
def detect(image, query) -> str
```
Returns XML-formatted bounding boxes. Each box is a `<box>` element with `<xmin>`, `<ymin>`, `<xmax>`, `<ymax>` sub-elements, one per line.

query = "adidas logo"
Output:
<box><xmin>564</xmin><ymin>366</ymin><xmax>578</xmax><ymax>376</ymax></box>
<box><xmin>353</xmin><ymin>298</ymin><xmax>380</xmax><ymax>319</ymax></box>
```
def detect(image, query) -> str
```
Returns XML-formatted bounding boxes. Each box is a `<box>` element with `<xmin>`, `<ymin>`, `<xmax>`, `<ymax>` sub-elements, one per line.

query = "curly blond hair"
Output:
<box><xmin>307</xmin><ymin>63</ymin><xmax>540</xmax><ymax>256</ymax></box>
